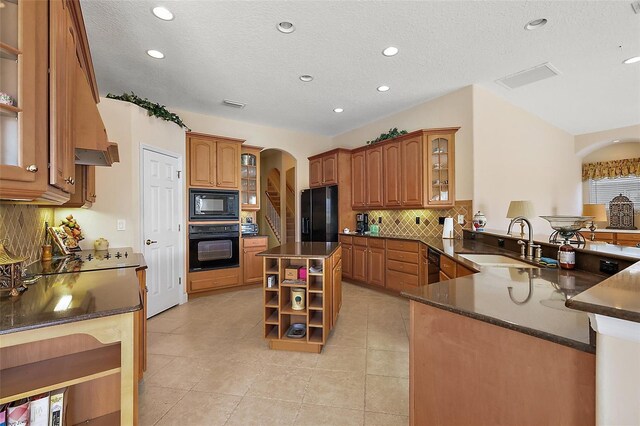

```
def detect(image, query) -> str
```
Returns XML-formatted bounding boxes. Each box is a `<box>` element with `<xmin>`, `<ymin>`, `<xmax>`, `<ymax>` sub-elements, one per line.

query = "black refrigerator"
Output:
<box><xmin>301</xmin><ymin>185</ymin><xmax>339</xmax><ymax>242</ymax></box>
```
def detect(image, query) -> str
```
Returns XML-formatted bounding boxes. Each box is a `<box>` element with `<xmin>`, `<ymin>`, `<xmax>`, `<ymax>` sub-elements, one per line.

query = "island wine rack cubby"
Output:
<box><xmin>261</xmin><ymin>245</ymin><xmax>340</xmax><ymax>353</ymax></box>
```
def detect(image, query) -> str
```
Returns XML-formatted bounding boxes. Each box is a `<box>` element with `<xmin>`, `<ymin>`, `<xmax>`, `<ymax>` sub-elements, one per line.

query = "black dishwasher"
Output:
<box><xmin>427</xmin><ymin>248</ymin><xmax>441</xmax><ymax>284</ymax></box>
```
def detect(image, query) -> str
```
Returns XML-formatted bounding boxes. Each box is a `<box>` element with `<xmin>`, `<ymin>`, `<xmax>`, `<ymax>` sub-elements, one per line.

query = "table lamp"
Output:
<box><xmin>506</xmin><ymin>201</ymin><xmax>535</xmax><ymax>237</ymax></box>
<box><xmin>582</xmin><ymin>203</ymin><xmax>607</xmax><ymax>241</ymax></box>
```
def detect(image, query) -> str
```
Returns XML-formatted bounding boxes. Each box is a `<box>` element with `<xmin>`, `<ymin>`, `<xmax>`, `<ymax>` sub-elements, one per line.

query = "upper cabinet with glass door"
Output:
<box><xmin>426</xmin><ymin>130</ymin><xmax>457</xmax><ymax>208</ymax></box>
<box><xmin>0</xmin><ymin>0</ymin><xmax>51</xmax><ymax>200</ymax></box>
<box><xmin>241</xmin><ymin>146</ymin><xmax>262</xmax><ymax>211</ymax></box>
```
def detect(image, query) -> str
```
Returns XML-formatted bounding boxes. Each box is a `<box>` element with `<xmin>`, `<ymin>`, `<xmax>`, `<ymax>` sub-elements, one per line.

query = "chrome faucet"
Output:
<box><xmin>508</xmin><ymin>216</ymin><xmax>538</xmax><ymax>260</ymax></box>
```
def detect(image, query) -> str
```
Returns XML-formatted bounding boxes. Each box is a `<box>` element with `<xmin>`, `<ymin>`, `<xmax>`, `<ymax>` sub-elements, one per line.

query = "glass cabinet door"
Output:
<box><xmin>241</xmin><ymin>153</ymin><xmax>258</xmax><ymax>208</ymax></box>
<box><xmin>427</xmin><ymin>134</ymin><xmax>454</xmax><ymax>207</ymax></box>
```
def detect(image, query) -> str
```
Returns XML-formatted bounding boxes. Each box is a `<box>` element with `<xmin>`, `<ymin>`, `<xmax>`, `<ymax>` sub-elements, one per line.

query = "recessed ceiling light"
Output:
<box><xmin>299</xmin><ymin>75</ymin><xmax>313</xmax><ymax>82</ymax></box>
<box><xmin>623</xmin><ymin>56</ymin><xmax>640</xmax><ymax>64</ymax></box>
<box><xmin>277</xmin><ymin>22</ymin><xmax>295</xmax><ymax>33</ymax></box>
<box><xmin>333</xmin><ymin>108</ymin><xmax>344</xmax><ymax>113</ymax></box>
<box><xmin>147</xmin><ymin>49</ymin><xmax>165</xmax><ymax>59</ymax></box>
<box><xmin>382</xmin><ymin>46</ymin><xmax>399</xmax><ymax>57</ymax></box>
<box><xmin>377</xmin><ymin>85</ymin><xmax>390</xmax><ymax>92</ymax></box>
<box><xmin>612</xmin><ymin>139</ymin><xmax>621</xmax><ymax>143</ymax></box>
<box><xmin>525</xmin><ymin>18</ymin><xmax>547</xmax><ymax>30</ymax></box>
<box><xmin>152</xmin><ymin>6</ymin><xmax>174</xmax><ymax>21</ymax></box>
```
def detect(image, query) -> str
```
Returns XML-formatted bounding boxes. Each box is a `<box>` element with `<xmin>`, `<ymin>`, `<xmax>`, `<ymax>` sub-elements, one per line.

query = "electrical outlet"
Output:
<box><xmin>117</xmin><ymin>219</ymin><xmax>126</xmax><ymax>231</ymax></box>
<box><xmin>378</xmin><ymin>217</ymin><xmax>382</xmax><ymax>224</ymax></box>
<box><xmin>415</xmin><ymin>217</ymin><xmax>420</xmax><ymax>225</ymax></box>
<box><xmin>457</xmin><ymin>214</ymin><xmax>465</xmax><ymax>225</ymax></box>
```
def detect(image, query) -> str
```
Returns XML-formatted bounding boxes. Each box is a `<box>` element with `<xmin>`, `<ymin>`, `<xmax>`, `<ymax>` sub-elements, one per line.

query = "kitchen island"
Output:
<box><xmin>0</xmin><ymin>254</ymin><xmax>147</xmax><ymax>425</ymax></box>
<box><xmin>394</xmin><ymin>229</ymin><xmax>640</xmax><ymax>426</ymax></box>
<box><xmin>257</xmin><ymin>242</ymin><xmax>342</xmax><ymax>353</ymax></box>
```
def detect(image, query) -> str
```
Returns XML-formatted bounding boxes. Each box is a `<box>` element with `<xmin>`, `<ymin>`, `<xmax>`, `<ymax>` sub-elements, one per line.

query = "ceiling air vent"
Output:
<box><xmin>496</xmin><ymin>63</ymin><xmax>561</xmax><ymax>90</ymax></box>
<box><xmin>222</xmin><ymin>99</ymin><xmax>246</xmax><ymax>109</ymax></box>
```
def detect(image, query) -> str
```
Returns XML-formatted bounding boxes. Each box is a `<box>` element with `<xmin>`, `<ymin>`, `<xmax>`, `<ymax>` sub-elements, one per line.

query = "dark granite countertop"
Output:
<box><xmin>341</xmin><ymin>232</ymin><xmax>604</xmax><ymax>352</ymax></box>
<box><xmin>25</xmin><ymin>247</ymin><xmax>145</xmax><ymax>277</ymax></box>
<box><xmin>1</xmin><ymin>268</ymin><xmax>142</xmax><ymax>335</ymax></box>
<box><xmin>257</xmin><ymin>242</ymin><xmax>341</xmax><ymax>258</ymax></box>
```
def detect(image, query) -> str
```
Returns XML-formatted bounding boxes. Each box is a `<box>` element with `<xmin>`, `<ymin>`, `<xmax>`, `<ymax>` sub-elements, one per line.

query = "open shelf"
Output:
<box><xmin>0</xmin><ymin>103</ymin><xmax>20</xmax><ymax>118</ymax></box>
<box><xmin>308</xmin><ymin>328</ymin><xmax>323</xmax><ymax>344</ymax></box>
<box><xmin>265</xmin><ymin>295</ymin><xmax>279</xmax><ymax>308</ymax></box>
<box><xmin>281</xmin><ymin>279</ymin><xmax>306</xmax><ymax>288</ymax></box>
<box><xmin>309</xmin><ymin>311</ymin><xmax>323</xmax><ymax>328</ymax></box>
<box><xmin>266</xmin><ymin>268</ymin><xmax>279</xmax><ymax>274</ymax></box>
<box><xmin>265</xmin><ymin>324</ymin><xmax>279</xmax><ymax>340</ymax></box>
<box><xmin>265</xmin><ymin>309</ymin><xmax>279</xmax><ymax>324</ymax></box>
<box><xmin>82</xmin><ymin>411</ymin><xmax>121</xmax><ymax>426</ymax></box>
<box><xmin>0</xmin><ymin>42</ymin><xmax>20</xmax><ymax>58</ymax></box>
<box><xmin>0</xmin><ymin>345</ymin><xmax>120</xmax><ymax>403</ymax></box>
<box><xmin>281</xmin><ymin>306</ymin><xmax>308</xmax><ymax>316</ymax></box>
<box><xmin>309</xmin><ymin>294</ymin><xmax>323</xmax><ymax>310</ymax></box>
<box><xmin>309</xmin><ymin>281</ymin><xmax>323</xmax><ymax>293</ymax></box>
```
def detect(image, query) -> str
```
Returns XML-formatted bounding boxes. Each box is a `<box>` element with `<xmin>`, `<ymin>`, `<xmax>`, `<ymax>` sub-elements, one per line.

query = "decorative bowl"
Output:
<box><xmin>540</xmin><ymin>216</ymin><xmax>593</xmax><ymax>233</ymax></box>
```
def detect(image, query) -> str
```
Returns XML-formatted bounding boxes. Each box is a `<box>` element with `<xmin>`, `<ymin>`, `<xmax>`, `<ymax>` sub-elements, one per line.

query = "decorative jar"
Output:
<box><xmin>472</xmin><ymin>211</ymin><xmax>487</xmax><ymax>231</ymax></box>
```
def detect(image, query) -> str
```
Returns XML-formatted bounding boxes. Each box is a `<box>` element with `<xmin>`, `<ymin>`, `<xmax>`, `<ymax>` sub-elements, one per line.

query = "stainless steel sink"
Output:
<box><xmin>457</xmin><ymin>254</ymin><xmax>537</xmax><ymax>268</ymax></box>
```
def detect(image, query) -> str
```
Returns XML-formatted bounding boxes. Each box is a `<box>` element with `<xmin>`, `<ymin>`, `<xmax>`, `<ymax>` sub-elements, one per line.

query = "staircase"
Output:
<box><xmin>285</xmin><ymin>181</ymin><xmax>295</xmax><ymax>243</ymax></box>
<box><xmin>265</xmin><ymin>170</ymin><xmax>282</xmax><ymax>244</ymax></box>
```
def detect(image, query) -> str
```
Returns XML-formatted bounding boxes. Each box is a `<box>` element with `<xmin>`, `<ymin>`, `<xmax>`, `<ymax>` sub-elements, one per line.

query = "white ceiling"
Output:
<box><xmin>81</xmin><ymin>1</ymin><xmax>640</xmax><ymax>137</ymax></box>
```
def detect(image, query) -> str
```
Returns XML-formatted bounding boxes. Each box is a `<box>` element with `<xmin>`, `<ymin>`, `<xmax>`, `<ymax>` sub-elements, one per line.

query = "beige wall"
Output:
<box><xmin>575</xmin><ymin>124</ymin><xmax>640</xmax><ymax>158</ymax></box>
<box><xmin>331</xmin><ymin>86</ymin><xmax>474</xmax><ymax>200</ymax></box>
<box><xmin>55</xmin><ymin>98</ymin><xmax>186</xmax><ymax>251</ymax></box>
<box><xmin>472</xmin><ymin>86</ymin><xmax>581</xmax><ymax>235</ymax></box>
<box><xmin>582</xmin><ymin>142</ymin><xmax>640</xmax><ymax>163</ymax></box>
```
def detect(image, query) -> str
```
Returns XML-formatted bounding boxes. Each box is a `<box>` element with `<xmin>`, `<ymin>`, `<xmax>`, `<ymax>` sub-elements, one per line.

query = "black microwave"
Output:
<box><xmin>189</xmin><ymin>189</ymin><xmax>239</xmax><ymax>221</ymax></box>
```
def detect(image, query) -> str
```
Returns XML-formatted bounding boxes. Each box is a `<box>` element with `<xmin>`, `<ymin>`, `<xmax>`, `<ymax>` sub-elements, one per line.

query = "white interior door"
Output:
<box><xmin>142</xmin><ymin>148</ymin><xmax>182</xmax><ymax>317</ymax></box>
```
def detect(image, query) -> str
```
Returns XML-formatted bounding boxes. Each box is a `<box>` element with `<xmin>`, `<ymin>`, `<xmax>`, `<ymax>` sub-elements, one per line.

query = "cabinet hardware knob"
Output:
<box><xmin>26</xmin><ymin>164</ymin><xmax>38</xmax><ymax>172</ymax></box>
<box><xmin>145</xmin><ymin>239</ymin><xmax>158</xmax><ymax>245</ymax></box>
<box><xmin>243</xmin><ymin>249</ymin><xmax>247</xmax><ymax>253</ymax></box>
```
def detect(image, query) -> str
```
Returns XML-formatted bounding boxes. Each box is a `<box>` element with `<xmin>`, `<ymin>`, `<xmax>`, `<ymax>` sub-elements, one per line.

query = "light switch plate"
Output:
<box><xmin>457</xmin><ymin>215</ymin><xmax>465</xmax><ymax>224</ymax></box>
<box><xmin>117</xmin><ymin>219</ymin><xmax>126</xmax><ymax>231</ymax></box>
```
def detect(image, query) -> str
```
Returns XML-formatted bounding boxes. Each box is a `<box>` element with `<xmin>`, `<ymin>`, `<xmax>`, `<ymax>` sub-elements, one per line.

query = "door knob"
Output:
<box><xmin>26</xmin><ymin>164</ymin><xmax>38</xmax><ymax>172</ymax></box>
<box><xmin>146</xmin><ymin>239</ymin><xmax>157</xmax><ymax>245</ymax></box>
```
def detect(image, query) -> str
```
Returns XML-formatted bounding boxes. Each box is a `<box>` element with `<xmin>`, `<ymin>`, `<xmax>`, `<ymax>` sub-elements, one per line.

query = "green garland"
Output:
<box><xmin>366</xmin><ymin>127</ymin><xmax>408</xmax><ymax>145</ymax></box>
<box><xmin>106</xmin><ymin>92</ymin><xmax>191</xmax><ymax>131</ymax></box>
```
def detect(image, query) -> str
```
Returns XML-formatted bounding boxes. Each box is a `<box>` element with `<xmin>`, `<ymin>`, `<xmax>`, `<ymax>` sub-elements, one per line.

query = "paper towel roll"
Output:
<box><xmin>442</xmin><ymin>217</ymin><xmax>454</xmax><ymax>239</ymax></box>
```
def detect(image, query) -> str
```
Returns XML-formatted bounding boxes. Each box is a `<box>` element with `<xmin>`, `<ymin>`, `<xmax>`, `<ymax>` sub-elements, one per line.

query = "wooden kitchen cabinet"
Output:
<box><xmin>0</xmin><ymin>0</ymin><xmax>116</xmax><ymax>203</ymax></box>
<box><xmin>401</xmin><ymin>136</ymin><xmax>423</xmax><ymax>207</ymax></box>
<box><xmin>366</xmin><ymin>146</ymin><xmax>384</xmax><ymax>207</ymax></box>
<box><xmin>368</xmin><ymin>243</ymin><xmax>386</xmax><ymax>287</ymax></box>
<box><xmin>339</xmin><ymin>235</ymin><xmax>353</xmax><ymax>279</ymax></box>
<box><xmin>243</xmin><ymin>237</ymin><xmax>268</xmax><ymax>284</ymax></box>
<box><xmin>187</xmin><ymin>132</ymin><xmax>243</xmax><ymax>189</ymax></box>
<box><xmin>188</xmin><ymin>267</ymin><xmax>241</xmax><ymax>294</ymax></box>
<box><xmin>63</xmin><ymin>165</ymin><xmax>96</xmax><ymax>208</ymax></box>
<box><xmin>352</xmin><ymin>244</ymin><xmax>368</xmax><ymax>282</ymax></box>
<box><xmin>308</xmin><ymin>149</ymin><xmax>349</xmax><ymax>188</ymax></box>
<box><xmin>309</xmin><ymin>158</ymin><xmax>323</xmax><ymax>187</ymax></box>
<box><xmin>241</xmin><ymin>146</ymin><xmax>262</xmax><ymax>210</ymax></box>
<box><xmin>332</xmin><ymin>258</ymin><xmax>343</xmax><ymax>326</ymax></box>
<box><xmin>322</xmin><ymin>152</ymin><xmax>338</xmax><ymax>185</ymax></box>
<box><xmin>383</xmin><ymin>142</ymin><xmax>402</xmax><ymax>207</ymax></box>
<box><xmin>351</xmin><ymin>150</ymin><xmax>366</xmax><ymax>208</ymax></box>
<box><xmin>426</xmin><ymin>132</ymin><xmax>456</xmax><ymax>207</ymax></box>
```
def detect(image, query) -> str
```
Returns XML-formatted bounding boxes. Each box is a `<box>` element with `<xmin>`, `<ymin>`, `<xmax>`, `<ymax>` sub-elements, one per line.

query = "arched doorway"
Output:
<box><xmin>257</xmin><ymin>149</ymin><xmax>296</xmax><ymax>248</ymax></box>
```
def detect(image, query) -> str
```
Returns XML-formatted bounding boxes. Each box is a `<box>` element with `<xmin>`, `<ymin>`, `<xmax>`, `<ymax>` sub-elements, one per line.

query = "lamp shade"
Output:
<box><xmin>506</xmin><ymin>200</ymin><xmax>535</xmax><ymax>219</ymax></box>
<box><xmin>582</xmin><ymin>203</ymin><xmax>607</xmax><ymax>222</ymax></box>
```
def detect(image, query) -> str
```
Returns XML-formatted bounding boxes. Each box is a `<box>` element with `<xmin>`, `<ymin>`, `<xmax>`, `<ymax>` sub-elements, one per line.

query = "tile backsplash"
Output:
<box><xmin>0</xmin><ymin>204</ymin><xmax>54</xmax><ymax>264</ymax></box>
<box><xmin>366</xmin><ymin>200</ymin><xmax>473</xmax><ymax>239</ymax></box>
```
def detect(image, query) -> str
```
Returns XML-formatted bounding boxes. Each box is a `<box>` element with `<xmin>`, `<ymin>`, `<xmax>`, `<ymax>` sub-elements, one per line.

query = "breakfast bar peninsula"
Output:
<box><xmin>257</xmin><ymin>242</ymin><xmax>342</xmax><ymax>353</ymax></box>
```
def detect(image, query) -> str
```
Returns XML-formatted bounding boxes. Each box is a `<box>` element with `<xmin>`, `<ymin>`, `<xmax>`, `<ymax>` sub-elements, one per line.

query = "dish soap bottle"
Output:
<box><xmin>558</xmin><ymin>243</ymin><xmax>576</xmax><ymax>270</ymax></box>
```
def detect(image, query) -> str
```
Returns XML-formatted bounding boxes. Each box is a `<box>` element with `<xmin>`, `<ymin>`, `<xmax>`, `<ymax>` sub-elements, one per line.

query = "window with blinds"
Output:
<box><xmin>589</xmin><ymin>176</ymin><xmax>640</xmax><ymax>208</ymax></box>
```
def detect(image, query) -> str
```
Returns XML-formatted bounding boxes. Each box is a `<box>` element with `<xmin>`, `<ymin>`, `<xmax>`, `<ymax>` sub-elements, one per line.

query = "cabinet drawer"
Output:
<box><xmin>440</xmin><ymin>256</ymin><xmax>457</xmax><ymax>278</ymax></box>
<box><xmin>387</xmin><ymin>249</ymin><xmax>419</xmax><ymax>264</ymax></box>
<box><xmin>387</xmin><ymin>239</ymin><xmax>419</xmax><ymax>252</ymax></box>
<box><xmin>188</xmin><ymin>268</ymin><xmax>240</xmax><ymax>292</ymax></box>
<box><xmin>386</xmin><ymin>270</ymin><xmax>419</xmax><ymax>292</ymax></box>
<box><xmin>369</xmin><ymin>238</ymin><xmax>385</xmax><ymax>249</ymax></box>
<box><xmin>593</xmin><ymin>232</ymin><xmax>614</xmax><ymax>241</ymax></box>
<box><xmin>242</xmin><ymin>237</ymin><xmax>268</xmax><ymax>248</ymax></box>
<box><xmin>388</xmin><ymin>259</ymin><xmax>419</xmax><ymax>275</ymax></box>
<box><xmin>439</xmin><ymin>270</ymin><xmax>452</xmax><ymax>282</ymax></box>
<box><xmin>334</xmin><ymin>246</ymin><xmax>342</xmax><ymax>262</ymax></box>
<box><xmin>339</xmin><ymin>235</ymin><xmax>353</xmax><ymax>245</ymax></box>
<box><xmin>617</xmin><ymin>233</ymin><xmax>640</xmax><ymax>242</ymax></box>
<box><xmin>353</xmin><ymin>236</ymin><xmax>368</xmax><ymax>247</ymax></box>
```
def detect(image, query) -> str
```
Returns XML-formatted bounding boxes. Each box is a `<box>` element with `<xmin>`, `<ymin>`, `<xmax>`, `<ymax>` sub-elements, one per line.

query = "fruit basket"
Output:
<box><xmin>540</xmin><ymin>216</ymin><xmax>593</xmax><ymax>245</ymax></box>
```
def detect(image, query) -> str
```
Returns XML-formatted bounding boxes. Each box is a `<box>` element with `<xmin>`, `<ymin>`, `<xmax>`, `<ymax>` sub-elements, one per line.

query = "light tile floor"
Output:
<box><xmin>141</xmin><ymin>281</ymin><xmax>410</xmax><ymax>426</ymax></box>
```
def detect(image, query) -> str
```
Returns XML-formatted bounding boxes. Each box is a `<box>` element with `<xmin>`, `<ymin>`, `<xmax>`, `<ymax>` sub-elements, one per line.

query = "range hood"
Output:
<box><xmin>75</xmin><ymin>142</ymin><xmax>119</xmax><ymax>166</ymax></box>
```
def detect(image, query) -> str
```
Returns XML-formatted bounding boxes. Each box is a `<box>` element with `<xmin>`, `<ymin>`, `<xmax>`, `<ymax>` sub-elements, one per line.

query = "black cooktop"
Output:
<box><xmin>25</xmin><ymin>247</ymin><xmax>141</xmax><ymax>277</ymax></box>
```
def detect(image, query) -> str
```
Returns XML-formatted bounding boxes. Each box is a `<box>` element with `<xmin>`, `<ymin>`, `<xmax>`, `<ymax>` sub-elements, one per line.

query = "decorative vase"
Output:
<box><xmin>472</xmin><ymin>211</ymin><xmax>487</xmax><ymax>231</ymax></box>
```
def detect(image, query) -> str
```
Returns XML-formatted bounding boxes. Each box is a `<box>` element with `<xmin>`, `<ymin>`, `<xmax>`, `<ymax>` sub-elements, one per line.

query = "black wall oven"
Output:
<box><xmin>189</xmin><ymin>224</ymin><xmax>240</xmax><ymax>271</ymax></box>
<box><xmin>189</xmin><ymin>189</ymin><xmax>239</xmax><ymax>221</ymax></box>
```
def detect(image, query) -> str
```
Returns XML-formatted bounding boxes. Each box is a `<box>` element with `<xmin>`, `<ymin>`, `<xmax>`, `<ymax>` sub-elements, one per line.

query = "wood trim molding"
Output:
<box><xmin>67</xmin><ymin>0</ymin><xmax>99</xmax><ymax>103</ymax></box>
<box><xmin>186</xmin><ymin>131</ymin><xmax>245</xmax><ymax>144</ymax></box>
<box><xmin>308</xmin><ymin>148</ymin><xmax>352</xmax><ymax>160</ymax></box>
